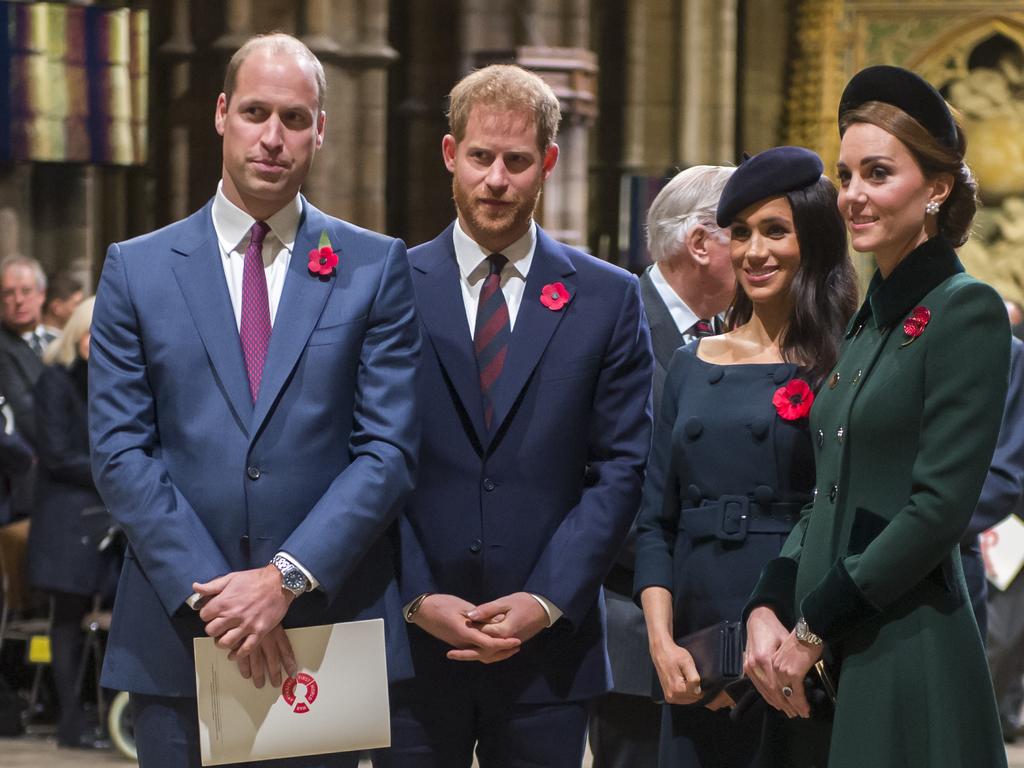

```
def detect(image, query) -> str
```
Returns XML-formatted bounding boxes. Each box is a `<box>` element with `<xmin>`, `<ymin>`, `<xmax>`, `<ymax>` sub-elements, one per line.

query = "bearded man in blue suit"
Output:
<box><xmin>89</xmin><ymin>34</ymin><xmax>419</xmax><ymax>768</ymax></box>
<box><xmin>375</xmin><ymin>65</ymin><xmax>653</xmax><ymax>768</ymax></box>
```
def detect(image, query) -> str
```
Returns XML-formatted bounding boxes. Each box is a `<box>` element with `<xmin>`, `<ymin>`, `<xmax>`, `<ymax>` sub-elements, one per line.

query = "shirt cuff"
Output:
<box><xmin>276</xmin><ymin>551</ymin><xmax>320</xmax><ymax>591</ymax></box>
<box><xmin>530</xmin><ymin>593</ymin><xmax>563</xmax><ymax>627</ymax></box>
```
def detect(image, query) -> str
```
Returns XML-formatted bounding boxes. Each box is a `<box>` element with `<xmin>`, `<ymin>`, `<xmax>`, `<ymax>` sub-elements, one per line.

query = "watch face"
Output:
<box><xmin>282</xmin><ymin>570</ymin><xmax>306</xmax><ymax>592</ymax></box>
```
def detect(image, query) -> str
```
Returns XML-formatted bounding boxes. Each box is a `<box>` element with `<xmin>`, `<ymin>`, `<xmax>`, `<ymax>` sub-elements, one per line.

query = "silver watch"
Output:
<box><xmin>271</xmin><ymin>555</ymin><xmax>310</xmax><ymax>597</ymax></box>
<box><xmin>795</xmin><ymin>616</ymin><xmax>823</xmax><ymax>646</ymax></box>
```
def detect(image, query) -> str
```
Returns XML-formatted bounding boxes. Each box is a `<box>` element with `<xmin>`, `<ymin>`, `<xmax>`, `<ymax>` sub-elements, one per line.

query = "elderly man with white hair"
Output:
<box><xmin>589</xmin><ymin>164</ymin><xmax>735</xmax><ymax>768</ymax></box>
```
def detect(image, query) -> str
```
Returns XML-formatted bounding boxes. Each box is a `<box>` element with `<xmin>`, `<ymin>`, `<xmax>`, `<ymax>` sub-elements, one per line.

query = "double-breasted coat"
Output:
<box><xmin>749</xmin><ymin>237</ymin><xmax>1010</xmax><ymax>767</ymax></box>
<box><xmin>27</xmin><ymin>360</ymin><xmax>114</xmax><ymax>597</ymax></box>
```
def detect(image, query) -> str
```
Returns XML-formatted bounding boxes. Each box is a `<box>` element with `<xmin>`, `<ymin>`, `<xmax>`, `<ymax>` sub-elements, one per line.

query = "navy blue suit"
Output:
<box><xmin>89</xmin><ymin>198</ymin><xmax>420</xmax><ymax>764</ymax></box>
<box><xmin>385</xmin><ymin>223</ymin><xmax>653</xmax><ymax>765</ymax></box>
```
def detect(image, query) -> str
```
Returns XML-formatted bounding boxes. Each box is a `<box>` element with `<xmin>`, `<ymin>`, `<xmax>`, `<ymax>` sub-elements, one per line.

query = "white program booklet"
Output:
<box><xmin>194</xmin><ymin>619</ymin><xmax>390</xmax><ymax>766</ymax></box>
<box><xmin>981</xmin><ymin>514</ymin><xmax>1024</xmax><ymax>591</ymax></box>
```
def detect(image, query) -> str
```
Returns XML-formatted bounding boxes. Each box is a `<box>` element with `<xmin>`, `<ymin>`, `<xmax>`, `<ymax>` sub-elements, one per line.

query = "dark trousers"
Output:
<box><xmin>988</xmin><ymin>570</ymin><xmax>1024</xmax><ymax>733</ymax></box>
<box><xmin>131</xmin><ymin>693</ymin><xmax>360</xmax><ymax>768</ymax></box>
<box><xmin>50</xmin><ymin>591</ymin><xmax>93</xmax><ymax>745</ymax></box>
<box><xmin>587</xmin><ymin>691</ymin><xmax>660</xmax><ymax>768</ymax></box>
<box><xmin>374</xmin><ymin>680</ymin><xmax>589</xmax><ymax>767</ymax></box>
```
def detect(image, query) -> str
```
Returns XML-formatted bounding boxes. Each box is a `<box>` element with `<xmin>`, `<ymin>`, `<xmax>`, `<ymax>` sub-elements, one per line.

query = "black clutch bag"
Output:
<box><xmin>653</xmin><ymin>621</ymin><xmax>743</xmax><ymax>705</ymax></box>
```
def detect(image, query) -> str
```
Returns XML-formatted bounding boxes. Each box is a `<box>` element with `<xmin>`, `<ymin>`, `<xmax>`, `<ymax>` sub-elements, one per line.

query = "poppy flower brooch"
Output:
<box><xmin>900</xmin><ymin>306</ymin><xmax>931</xmax><ymax>347</ymax></box>
<box><xmin>540</xmin><ymin>282</ymin><xmax>571</xmax><ymax>311</ymax></box>
<box><xmin>773</xmin><ymin>379</ymin><xmax>814</xmax><ymax>421</ymax></box>
<box><xmin>308</xmin><ymin>231</ymin><xmax>339</xmax><ymax>278</ymax></box>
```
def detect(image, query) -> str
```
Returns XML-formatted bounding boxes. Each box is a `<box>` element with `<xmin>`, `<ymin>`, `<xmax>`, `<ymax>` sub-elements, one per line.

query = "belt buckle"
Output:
<box><xmin>716</xmin><ymin>495</ymin><xmax>749</xmax><ymax>541</ymax></box>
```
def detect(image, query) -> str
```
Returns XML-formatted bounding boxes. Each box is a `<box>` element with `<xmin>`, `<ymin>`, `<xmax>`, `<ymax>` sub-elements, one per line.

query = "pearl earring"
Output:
<box><xmin>925</xmin><ymin>200</ymin><xmax>940</xmax><ymax>216</ymax></box>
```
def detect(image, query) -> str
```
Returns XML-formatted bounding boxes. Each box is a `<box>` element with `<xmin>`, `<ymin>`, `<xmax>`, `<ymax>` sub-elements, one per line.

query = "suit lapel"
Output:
<box><xmin>412</xmin><ymin>225</ymin><xmax>488</xmax><ymax>447</ymax></box>
<box><xmin>639</xmin><ymin>268</ymin><xmax>684</xmax><ymax>370</ymax></box>
<box><xmin>170</xmin><ymin>202</ymin><xmax>254</xmax><ymax>433</ymax></box>
<box><xmin>488</xmin><ymin>227</ymin><xmax>576</xmax><ymax>438</ymax></box>
<box><xmin>250</xmin><ymin>199</ymin><xmax>334</xmax><ymax>436</ymax></box>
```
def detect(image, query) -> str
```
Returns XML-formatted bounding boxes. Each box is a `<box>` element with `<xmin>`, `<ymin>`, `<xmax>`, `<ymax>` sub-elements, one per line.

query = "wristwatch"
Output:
<box><xmin>795</xmin><ymin>616</ymin><xmax>823</xmax><ymax>646</ymax></box>
<box><xmin>271</xmin><ymin>555</ymin><xmax>310</xmax><ymax>597</ymax></box>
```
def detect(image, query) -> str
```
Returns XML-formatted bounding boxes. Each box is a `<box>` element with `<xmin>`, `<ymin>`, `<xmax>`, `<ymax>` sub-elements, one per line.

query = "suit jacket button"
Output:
<box><xmin>483</xmin><ymin>478</ymin><xmax>496</xmax><ymax>492</ymax></box>
<box><xmin>829</xmin><ymin>483</ymin><xmax>838</xmax><ymax>502</ymax></box>
<box><xmin>470</xmin><ymin>539</ymin><xmax>482</xmax><ymax>554</ymax></box>
<box><xmin>247</xmin><ymin>466</ymin><xmax>261</xmax><ymax>480</ymax></box>
<box><xmin>816</xmin><ymin>429</ymin><xmax>824</xmax><ymax>448</ymax></box>
<box><xmin>829</xmin><ymin>372</ymin><xmax>840</xmax><ymax>389</ymax></box>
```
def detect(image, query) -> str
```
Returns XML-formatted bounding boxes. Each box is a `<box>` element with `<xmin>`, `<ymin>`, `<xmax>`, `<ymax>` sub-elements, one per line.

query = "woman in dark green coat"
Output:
<box><xmin>744</xmin><ymin>65</ymin><xmax>1010</xmax><ymax>768</ymax></box>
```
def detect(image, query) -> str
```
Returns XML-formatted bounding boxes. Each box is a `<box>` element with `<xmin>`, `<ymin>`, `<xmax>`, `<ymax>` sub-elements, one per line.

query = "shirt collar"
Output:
<box><xmin>19</xmin><ymin>325</ymin><xmax>45</xmax><ymax>343</ymax></box>
<box><xmin>211</xmin><ymin>181</ymin><xmax>303</xmax><ymax>255</ymax></box>
<box><xmin>453</xmin><ymin>219</ymin><xmax>536</xmax><ymax>282</ymax></box>
<box><xmin>649</xmin><ymin>263</ymin><xmax>700</xmax><ymax>333</ymax></box>
<box><xmin>847</xmin><ymin>236</ymin><xmax>964</xmax><ymax>335</ymax></box>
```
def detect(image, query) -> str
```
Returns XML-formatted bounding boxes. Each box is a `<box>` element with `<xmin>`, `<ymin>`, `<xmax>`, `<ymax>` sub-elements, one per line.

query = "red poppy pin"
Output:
<box><xmin>540</xmin><ymin>282</ymin><xmax>571</xmax><ymax>311</ymax></box>
<box><xmin>772</xmin><ymin>379</ymin><xmax>814</xmax><ymax>421</ymax></box>
<box><xmin>308</xmin><ymin>231</ymin><xmax>338</xmax><ymax>277</ymax></box>
<box><xmin>900</xmin><ymin>306</ymin><xmax>931</xmax><ymax>347</ymax></box>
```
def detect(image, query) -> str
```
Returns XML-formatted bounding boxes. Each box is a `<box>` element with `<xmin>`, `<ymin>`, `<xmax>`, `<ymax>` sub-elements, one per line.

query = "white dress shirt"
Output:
<box><xmin>649</xmin><ymin>262</ymin><xmax>724</xmax><ymax>342</ymax></box>
<box><xmin>453</xmin><ymin>219</ymin><xmax>536</xmax><ymax>336</ymax></box>
<box><xmin>211</xmin><ymin>182</ymin><xmax>301</xmax><ymax>330</ymax></box>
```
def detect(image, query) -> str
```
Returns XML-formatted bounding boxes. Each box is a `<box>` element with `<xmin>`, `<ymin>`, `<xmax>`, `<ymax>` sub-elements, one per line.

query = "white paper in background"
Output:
<box><xmin>194</xmin><ymin>619</ymin><xmax>390</xmax><ymax>766</ymax></box>
<box><xmin>981</xmin><ymin>514</ymin><xmax>1024</xmax><ymax>591</ymax></box>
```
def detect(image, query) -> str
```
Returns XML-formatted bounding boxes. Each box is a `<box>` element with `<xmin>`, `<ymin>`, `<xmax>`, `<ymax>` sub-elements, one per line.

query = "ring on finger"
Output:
<box><xmin>782</xmin><ymin>685</ymin><xmax>794</xmax><ymax>698</ymax></box>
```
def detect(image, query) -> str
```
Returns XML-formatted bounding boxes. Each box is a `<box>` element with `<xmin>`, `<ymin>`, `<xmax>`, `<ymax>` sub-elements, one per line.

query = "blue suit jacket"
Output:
<box><xmin>90</xmin><ymin>198</ymin><xmax>420</xmax><ymax>696</ymax></box>
<box><xmin>398</xmin><ymin>223</ymin><xmax>653</xmax><ymax>704</ymax></box>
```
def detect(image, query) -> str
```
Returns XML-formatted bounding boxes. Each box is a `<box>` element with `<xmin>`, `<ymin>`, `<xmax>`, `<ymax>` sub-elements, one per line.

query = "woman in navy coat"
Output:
<box><xmin>26</xmin><ymin>296</ymin><xmax>115</xmax><ymax>748</ymax></box>
<box><xmin>634</xmin><ymin>147</ymin><xmax>858</xmax><ymax>767</ymax></box>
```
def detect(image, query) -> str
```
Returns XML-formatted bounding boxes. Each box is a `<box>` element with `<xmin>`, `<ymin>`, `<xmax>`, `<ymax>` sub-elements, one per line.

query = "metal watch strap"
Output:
<box><xmin>271</xmin><ymin>554</ymin><xmax>309</xmax><ymax>596</ymax></box>
<box><xmin>795</xmin><ymin>616</ymin><xmax>823</xmax><ymax>646</ymax></box>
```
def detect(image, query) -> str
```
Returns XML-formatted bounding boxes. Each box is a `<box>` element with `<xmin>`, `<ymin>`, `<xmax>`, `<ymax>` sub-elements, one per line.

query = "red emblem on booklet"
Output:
<box><xmin>900</xmin><ymin>305</ymin><xmax>930</xmax><ymax>347</ymax></box>
<box><xmin>772</xmin><ymin>379</ymin><xmax>814</xmax><ymax>421</ymax></box>
<box><xmin>540</xmin><ymin>282</ymin><xmax>571</xmax><ymax>311</ymax></box>
<box><xmin>281</xmin><ymin>672</ymin><xmax>319</xmax><ymax>714</ymax></box>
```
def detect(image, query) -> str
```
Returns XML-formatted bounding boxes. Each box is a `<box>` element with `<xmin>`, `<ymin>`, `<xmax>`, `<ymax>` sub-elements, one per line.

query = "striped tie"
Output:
<box><xmin>240</xmin><ymin>221</ymin><xmax>272</xmax><ymax>402</ymax></box>
<box><xmin>474</xmin><ymin>253</ymin><xmax>510</xmax><ymax>429</ymax></box>
<box><xmin>690</xmin><ymin>318</ymin><xmax>716</xmax><ymax>338</ymax></box>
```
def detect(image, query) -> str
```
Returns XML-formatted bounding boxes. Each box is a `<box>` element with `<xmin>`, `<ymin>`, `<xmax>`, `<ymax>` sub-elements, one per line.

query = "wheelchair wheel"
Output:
<box><xmin>108</xmin><ymin>690</ymin><xmax>137</xmax><ymax>760</ymax></box>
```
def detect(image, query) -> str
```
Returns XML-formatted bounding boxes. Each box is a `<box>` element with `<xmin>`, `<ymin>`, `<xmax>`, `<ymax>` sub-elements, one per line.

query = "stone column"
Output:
<box><xmin>301</xmin><ymin>0</ymin><xmax>397</xmax><ymax>230</ymax></box>
<box><xmin>155</xmin><ymin>0</ymin><xmax>194</xmax><ymax>224</ymax></box>
<box><xmin>679</xmin><ymin>0</ymin><xmax>738</xmax><ymax>165</ymax></box>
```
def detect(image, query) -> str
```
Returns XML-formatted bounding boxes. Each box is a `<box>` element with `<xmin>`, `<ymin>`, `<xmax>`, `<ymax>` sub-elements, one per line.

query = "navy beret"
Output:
<box><xmin>715</xmin><ymin>146</ymin><xmax>824</xmax><ymax>227</ymax></box>
<box><xmin>838</xmin><ymin>65</ymin><xmax>957</xmax><ymax>150</ymax></box>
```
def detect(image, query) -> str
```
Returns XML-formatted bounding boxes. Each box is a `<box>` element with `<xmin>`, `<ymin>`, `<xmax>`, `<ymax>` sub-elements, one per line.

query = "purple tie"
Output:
<box><xmin>240</xmin><ymin>221</ymin><xmax>272</xmax><ymax>402</ymax></box>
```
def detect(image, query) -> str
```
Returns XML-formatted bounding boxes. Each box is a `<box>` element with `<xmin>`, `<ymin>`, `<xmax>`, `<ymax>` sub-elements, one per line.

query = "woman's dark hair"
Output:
<box><xmin>726</xmin><ymin>177</ymin><xmax>859</xmax><ymax>386</ymax></box>
<box><xmin>839</xmin><ymin>101</ymin><xmax>976</xmax><ymax>246</ymax></box>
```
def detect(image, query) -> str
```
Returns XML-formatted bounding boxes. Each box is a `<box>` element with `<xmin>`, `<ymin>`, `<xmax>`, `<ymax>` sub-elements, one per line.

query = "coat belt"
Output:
<box><xmin>680</xmin><ymin>495</ymin><xmax>805</xmax><ymax>542</ymax></box>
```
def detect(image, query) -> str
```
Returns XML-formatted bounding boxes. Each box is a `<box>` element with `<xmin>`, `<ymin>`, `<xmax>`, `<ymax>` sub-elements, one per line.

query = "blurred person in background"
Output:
<box><xmin>42</xmin><ymin>272</ymin><xmax>85</xmax><ymax>336</ymax></box>
<box><xmin>27</xmin><ymin>297</ymin><xmax>118</xmax><ymax>749</ymax></box>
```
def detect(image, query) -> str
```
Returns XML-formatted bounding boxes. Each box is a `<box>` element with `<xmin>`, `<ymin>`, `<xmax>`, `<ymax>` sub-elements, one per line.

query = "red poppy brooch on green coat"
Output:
<box><xmin>773</xmin><ymin>379</ymin><xmax>814</xmax><ymax>421</ymax></box>
<box><xmin>900</xmin><ymin>306</ymin><xmax>931</xmax><ymax>347</ymax></box>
